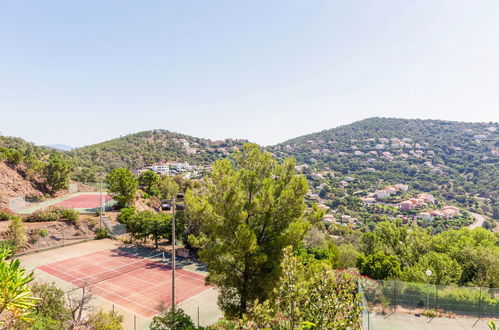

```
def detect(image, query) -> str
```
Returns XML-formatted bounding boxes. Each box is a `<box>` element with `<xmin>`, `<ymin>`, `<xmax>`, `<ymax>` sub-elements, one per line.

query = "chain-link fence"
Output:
<box><xmin>360</xmin><ymin>279</ymin><xmax>499</xmax><ymax>329</ymax></box>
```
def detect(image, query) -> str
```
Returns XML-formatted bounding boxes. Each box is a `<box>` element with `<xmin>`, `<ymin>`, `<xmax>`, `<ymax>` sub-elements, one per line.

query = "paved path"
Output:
<box><xmin>101</xmin><ymin>216</ymin><xmax>127</xmax><ymax>236</ymax></box>
<box><xmin>370</xmin><ymin>312</ymin><xmax>495</xmax><ymax>330</ymax></box>
<box><xmin>469</xmin><ymin>213</ymin><xmax>486</xmax><ymax>229</ymax></box>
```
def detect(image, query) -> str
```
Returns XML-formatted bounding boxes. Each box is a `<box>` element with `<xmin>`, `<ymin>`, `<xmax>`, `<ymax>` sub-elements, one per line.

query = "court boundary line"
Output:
<box><xmin>35</xmin><ymin>267</ymin><xmax>158</xmax><ymax>319</ymax></box>
<box><xmin>38</xmin><ymin>264</ymin><xmax>160</xmax><ymax>315</ymax></box>
<box><xmin>37</xmin><ymin>252</ymin><xmax>211</xmax><ymax>318</ymax></box>
<box><xmin>40</xmin><ymin>263</ymin><xmax>208</xmax><ymax>317</ymax></box>
<box><xmin>68</xmin><ymin>252</ymin><xmax>166</xmax><ymax>288</ymax></box>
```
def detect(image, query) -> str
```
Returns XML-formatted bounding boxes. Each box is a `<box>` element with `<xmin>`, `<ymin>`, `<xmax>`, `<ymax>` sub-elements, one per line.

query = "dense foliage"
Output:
<box><xmin>186</xmin><ymin>144</ymin><xmax>323</xmax><ymax>317</ymax></box>
<box><xmin>270</xmin><ymin>118</ymin><xmax>499</xmax><ymax>217</ymax></box>
<box><xmin>70</xmin><ymin>129</ymin><xmax>248</xmax><ymax>172</ymax></box>
<box><xmin>106</xmin><ymin>168</ymin><xmax>139</xmax><ymax>208</ymax></box>
<box><xmin>0</xmin><ymin>248</ymin><xmax>37</xmax><ymax>327</ymax></box>
<box><xmin>356</xmin><ymin>221</ymin><xmax>499</xmax><ymax>287</ymax></box>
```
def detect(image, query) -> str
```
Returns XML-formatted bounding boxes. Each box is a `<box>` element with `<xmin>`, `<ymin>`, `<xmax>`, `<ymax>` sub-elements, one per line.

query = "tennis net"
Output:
<box><xmin>69</xmin><ymin>252</ymin><xmax>166</xmax><ymax>290</ymax></box>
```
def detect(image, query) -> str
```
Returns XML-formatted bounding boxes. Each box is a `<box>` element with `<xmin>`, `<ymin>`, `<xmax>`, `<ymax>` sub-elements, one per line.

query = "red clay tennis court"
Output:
<box><xmin>55</xmin><ymin>194</ymin><xmax>112</xmax><ymax>209</ymax></box>
<box><xmin>37</xmin><ymin>249</ymin><xmax>210</xmax><ymax>317</ymax></box>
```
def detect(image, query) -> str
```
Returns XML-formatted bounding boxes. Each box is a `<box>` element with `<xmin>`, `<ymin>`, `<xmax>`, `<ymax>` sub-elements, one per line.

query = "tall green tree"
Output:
<box><xmin>210</xmin><ymin>247</ymin><xmax>362</xmax><ymax>329</ymax></box>
<box><xmin>356</xmin><ymin>251</ymin><xmax>401</xmax><ymax>280</ymax></box>
<box><xmin>139</xmin><ymin>170</ymin><xmax>161</xmax><ymax>196</ymax></box>
<box><xmin>402</xmin><ymin>251</ymin><xmax>461</xmax><ymax>285</ymax></box>
<box><xmin>44</xmin><ymin>154</ymin><xmax>71</xmax><ymax>193</ymax></box>
<box><xmin>186</xmin><ymin>143</ymin><xmax>323</xmax><ymax>317</ymax></box>
<box><xmin>158</xmin><ymin>175</ymin><xmax>179</xmax><ymax>200</ymax></box>
<box><xmin>145</xmin><ymin>212</ymin><xmax>171</xmax><ymax>249</ymax></box>
<box><xmin>106</xmin><ymin>168</ymin><xmax>139</xmax><ymax>208</ymax></box>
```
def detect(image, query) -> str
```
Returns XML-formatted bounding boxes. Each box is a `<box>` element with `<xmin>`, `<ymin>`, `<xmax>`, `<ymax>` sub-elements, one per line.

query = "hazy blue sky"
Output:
<box><xmin>1</xmin><ymin>1</ymin><xmax>498</xmax><ymax>147</ymax></box>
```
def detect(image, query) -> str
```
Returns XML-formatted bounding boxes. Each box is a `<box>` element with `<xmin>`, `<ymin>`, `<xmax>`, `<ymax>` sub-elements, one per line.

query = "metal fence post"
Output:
<box><xmin>393</xmin><ymin>280</ymin><xmax>397</xmax><ymax>313</ymax></box>
<box><xmin>435</xmin><ymin>285</ymin><xmax>438</xmax><ymax>315</ymax></box>
<box><xmin>479</xmin><ymin>286</ymin><xmax>483</xmax><ymax>318</ymax></box>
<box><xmin>134</xmin><ymin>315</ymin><xmax>136</xmax><ymax>330</ymax></box>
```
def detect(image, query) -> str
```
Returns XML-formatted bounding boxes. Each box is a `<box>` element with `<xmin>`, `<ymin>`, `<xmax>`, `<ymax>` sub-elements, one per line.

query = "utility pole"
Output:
<box><xmin>99</xmin><ymin>173</ymin><xmax>103</xmax><ymax>230</ymax></box>
<box><xmin>171</xmin><ymin>196</ymin><xmax>176</xmax><ymax>312</ymax></box>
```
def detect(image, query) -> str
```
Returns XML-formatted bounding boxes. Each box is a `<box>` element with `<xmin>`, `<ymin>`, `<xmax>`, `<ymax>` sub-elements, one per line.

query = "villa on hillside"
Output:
<box><xmin>399</xmin><ymin>193</ymin><xmax>436</xmax><ymax>211</ymax></box>
<box><xmin>375</xmin><ymin>184</ymin><xmax>409</xmax><ymax>200</ymax></box>
<box><xmin>418</xmin><ymin>206</ymin><xmax>460</xmax><ymax>221</ymax></box>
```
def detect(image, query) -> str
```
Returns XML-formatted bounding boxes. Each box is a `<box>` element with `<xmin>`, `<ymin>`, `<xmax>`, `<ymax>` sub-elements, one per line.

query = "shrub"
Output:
<box><xmin>25</xmin><ymin>209</ymin><xmax>59</xmax><ymax>222</ymax></box>
<box><xmin>86</xmin><ymin>309</ymin><xmax>124</xmax><ymax>330</ymax></box>
<box><xmin>8</xmin><ymin>217</ymin><xmax>26</xmax><ymax>253</ymax></box>
<box><xmin>24</xmin><ymin>207</ymin><xmax>78</xmax><ymax>222</ymax></box>
<box><xmin>150</xmin><ymin>308</ymin><xmax>198</xmax><ymax>330</ymax></box>
<box><xmin>422</xmin><ymin>309</ymin><xmax>437</xmax><ymax>318</ymax></box>
<box><xmin>60</xmin><ymin>208</ymin><xmax>78</xmax><ymax>222</ymax></box>
<box><xmin>95</xmin><ymin>228</ymin><xmax>111</xmax><ymax>239</ymax></box>
<box><xmin>0</xmin><ymin>239</ymin><xmax>15</xmax><ymax>252</ymax></box>
<box><xmin>0</xmin><ymin>208</ymin><xmax>13</xmax><ymax>221</ymax></box>
<box><xmin>118</xmin><ymin>207</ymin><xmax>136</xmax><ymax>224</ymax></box>
<box><xmin>39</xmin><ymin>229</ymin><xmax>48</xmax><ymax>238</ymax></box>
<box><xmin>25</xmin><ymin>193</ymin><xmax>44</xmax><ymax>202</ymax></box>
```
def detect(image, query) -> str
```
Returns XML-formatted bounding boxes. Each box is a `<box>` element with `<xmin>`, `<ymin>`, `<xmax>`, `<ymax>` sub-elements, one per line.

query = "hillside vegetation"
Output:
<box><xmin>70</xmin><ymin>129</ymin><xmax>249</xmax><ymax>173</ymax></box>
<box><xmin>270</xmin><ymin>118</ymin><xmax>499</xmax><ymax>216</ymax></box>
<box><xmin>0</xmin><ymin>136</ymin><xmax>74</xmax><ymax>204</ymax></box>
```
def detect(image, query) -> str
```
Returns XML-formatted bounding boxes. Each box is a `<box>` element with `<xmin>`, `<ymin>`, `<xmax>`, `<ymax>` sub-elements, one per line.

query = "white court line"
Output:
<box><xmin>90</xmin><ymin>282</ymin><xmax>159</xmax><ymax>314</ymax></box>
<box><xmin>39</xmin><ymin>259</ymin><xmax>210</xmax><ymax>317</ymax></box>
<box><xmin>39</xmin><ymin>264</ymin><xmax>160</xmax><ymax>316</ymax></box>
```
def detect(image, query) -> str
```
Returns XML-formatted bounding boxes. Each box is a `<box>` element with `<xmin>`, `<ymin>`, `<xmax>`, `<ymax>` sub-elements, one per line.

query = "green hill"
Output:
<box><xmin>269</xmin><ymin>117</ymin><xmax>499</xmax><ymax>216</ymax></box>
<box><xmin>70</xmin><ymin>129</ymin><xmax>249</xmax><ymax>172</ymax></box>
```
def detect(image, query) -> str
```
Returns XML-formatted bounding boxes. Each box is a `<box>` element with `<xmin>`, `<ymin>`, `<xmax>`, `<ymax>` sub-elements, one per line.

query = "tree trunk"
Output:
<box><xmin>240</xmin><ymin>262</ymin><xmax>250</xmax><ymax>315</ymax></box>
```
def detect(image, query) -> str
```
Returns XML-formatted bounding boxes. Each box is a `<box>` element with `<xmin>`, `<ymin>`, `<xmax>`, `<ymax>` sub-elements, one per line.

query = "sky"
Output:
<box><xmin>1</xmin><ymin>0</ymin><xmax>498</xmax><ymax>147</ymax></box>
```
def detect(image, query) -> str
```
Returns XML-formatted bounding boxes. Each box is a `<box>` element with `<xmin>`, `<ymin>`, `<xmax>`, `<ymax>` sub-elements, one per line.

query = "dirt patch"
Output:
<box><xmin>0</xmin><ymin>216</ymin><xmax>99</xmax><ymax>253</ymax></box>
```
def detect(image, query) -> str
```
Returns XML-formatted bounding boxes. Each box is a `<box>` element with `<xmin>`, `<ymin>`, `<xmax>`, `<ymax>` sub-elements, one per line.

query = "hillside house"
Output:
<box><xmin>418</xmin><ymin>193</ymin><xmax>435</xmax><ymax>204</ymax></box>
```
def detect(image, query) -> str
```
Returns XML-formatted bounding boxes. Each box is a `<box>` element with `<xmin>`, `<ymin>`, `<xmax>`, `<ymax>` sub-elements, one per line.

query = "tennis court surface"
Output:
<box><xmin>55</xmin><ymin>194</ymin><xmax>112</xmax><ymax>209</ymax></box>
<box><xmin>37</xmin><ymin>249</ymin><xmax>210</xmax><ymax>318</ymax></box>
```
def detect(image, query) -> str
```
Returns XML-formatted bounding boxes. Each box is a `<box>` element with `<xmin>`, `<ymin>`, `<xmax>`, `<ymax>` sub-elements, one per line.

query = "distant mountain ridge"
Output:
<box><xmin>45</xmin><ymin>144</ymin><xmax>74</xmax><ymax>151</ymax></box>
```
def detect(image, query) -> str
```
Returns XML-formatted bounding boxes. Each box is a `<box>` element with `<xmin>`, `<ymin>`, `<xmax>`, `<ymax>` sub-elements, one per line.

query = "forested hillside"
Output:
<box><xmin>0</xmin><ymin>136</ymin><xmax>74</xmax><ymax>205</ymax></box>
<box><xmin>70</xmin><ymin>130</ymin><xmax>249</xmax><ymax>173</ymax></box>
<box><xmin>270</xmin><ymin>118</ymin><xmax>499</xmax><ymax>217</ymax></box>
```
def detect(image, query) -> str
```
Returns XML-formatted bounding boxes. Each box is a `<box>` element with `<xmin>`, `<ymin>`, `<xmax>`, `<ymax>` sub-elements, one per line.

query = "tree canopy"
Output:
<box><xmin>106</xmin><ymin>168</ymin><xmax>139</xmax><ymax>208</ymax></box>
<box><xmin>186</xmin><ymin>143</ymin><xmax>323</xmax><ymax>317</ymax></box>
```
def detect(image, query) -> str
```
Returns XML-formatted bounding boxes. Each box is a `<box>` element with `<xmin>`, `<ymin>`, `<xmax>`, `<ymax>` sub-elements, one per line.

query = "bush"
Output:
<box><xmin>0</xmin><ymin>239</ymin><xmax>15</xmax><ymax>252</ymax></box>
<box><xmin>150</xmin><ymin>308</ymin><xmax>198</xmax><ymax>330</ymax></box>
<box><xmin>86</xmin><ymin>309</ymin><xmax>124</xmax><ymax>330</ymax></box>
<box><xmin>30</xmin><ymin>282</ymin><xmax>70</xmax><ymax>325</ymax></box>
<box><xmin>95</xmin><ymin>227</ymin><xmax>111</xmax><ymax>239</ymax></box>
<box><xmin>8</xmin><ymin>216</ymin><xmax>26</xmax><ymax>253</ymax></box>
<box><xmin>422</xmin><ymin>309</ymin><xmax>436</xmax><ymax>318</ymax></box>
<box><xmin>24</xmin><ymin>207</ymin><xmax>78</xmax><ymax>222</ymax></box>
<box><xmin>60</xmin><ymin>208</ymin><xmax>78</xmax><ymax>222</ymax></box>
<box><xmin>39</xmin><ymin>229</ymin><xmax>48</xmax><ymax>238</ymax></box>
<box><xmin>0</xmin><ymin>208</ymin><xmax>13</xmax><ymax>221</ymax></box>
<box><xmin>25</xmin><ymin>209</ymin><xmax>59</xmax><ymax>222</ymax></box>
